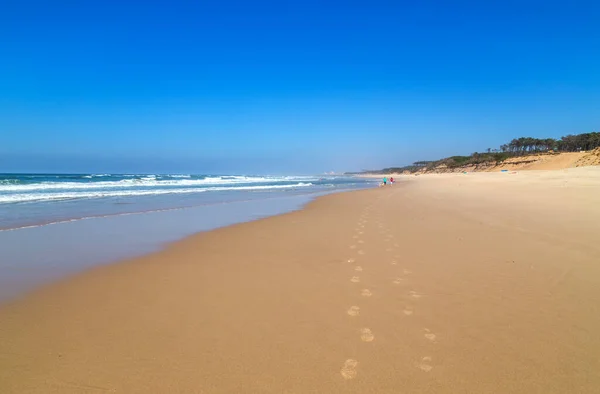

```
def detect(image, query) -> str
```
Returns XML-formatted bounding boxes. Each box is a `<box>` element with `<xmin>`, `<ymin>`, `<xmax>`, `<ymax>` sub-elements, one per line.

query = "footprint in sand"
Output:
<box><xmin>409</xmin><ymin>291</ymin><xmax>422</xmax><ymax>299</ymax></box>
<box><xmin>386</xmin><ymin>248</ymin><xmax>392</xmax><ymax>252</ymax></box>
<box><xmin>393</xmin><ymin>278</ymin><xmax>404</xmax><ymax>285</ymax></box>
<box><xmin>403</xmin><ymin>269</ymin><xmax>412</xmax><ymax>275</ymax></box>
<box><xmin>340</xmin><ymin>359</ymin><xmax>358</xmax><ymax>380</ymax></box>
<box><xmin>361</xmin><ymin>289</ymin><xmax>372</xmax><ymax>297</ymax></box>
<box><xmin>394</xmin><ymin>243</ymin><xmax>400</xmax><ymax>247</ymax></box>
<box><xmin>347</xmin><ymin>258</ymin><xmax>355</xmax><ymax>263</ymax></box>
<box><xmin>358</xmin><ymin>250</ymin><xmax>365</xmax><ymax>255</ymax></box>
<box><xmin>360</xmin><ymin>328</ymin><xmax>375</xmax><ymax>342</ymax></box>
<box><xmin>358</xmin><ymin>240</ymin><xmax>364</xmax><ymax>244</ymax></box>
<box><xmin>355</xmin><ymin>266</ymin><xmax>363</xmax><ymax>272</ymax></box>
<box><xmin>347</xmin><ymin>306</ymin><xmax>360</xmax><ymax>316</ymax></box>
<box><xmin>358</xmin><ymin>231</ymin><xmax>364</xmax><ymax>235</ymax></box>
<box><xmin>424</xmin><ymin>328</ymin><xmax>436</xmax><ymax>342</ymax></box>
<box><xmin>391</xmin><ymin>260</ymin><xmax>398</xmax><ymax>265</ymax></box>
<box><xmin>417</xmin><ymin>357</ymin><xmax>433</xmax><ymax>372</ymax></box>
<box><xmin>350</xmin><ymin>245</ymin><xmax>357</xmax><ymax>249</ymax></box>
<box><xmin>351</xmin><ymin>276</ymin><xmax>360</xmax><ymax>283</ymax></box>
<box><xmin>352</xmin><ymin>235</ymin><xmax>359</xmax><ymax>239</ymax></box>
<box><xmin>403</xmin><ymin>307</ymin><xmax>414</xmax><ymax>316</ymax></box>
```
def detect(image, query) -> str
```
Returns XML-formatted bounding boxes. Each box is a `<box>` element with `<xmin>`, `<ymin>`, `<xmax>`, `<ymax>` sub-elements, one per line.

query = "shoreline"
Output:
<box><xmin>0</xmin><ymin>188</ymin><xmax>363</xmax><ymax>306</ymax></box>
<box><xmin>0</xmin><ymin>191</ymin><xmax>347</xmax><ymax>232</ymax></box>
<box><xmin>2</xmin><ymin>169</ymin><xmax>600</xmax><ymax>393</ymax></box>
<box><xmin>0</xmin><ymin>174</ymin><xmax>375</xmax><ymax>231</ymax></box>
<box><xmin>0</xmin><ymin>189</ymin><xmax>369</xmax><ymax>303</ymax></box>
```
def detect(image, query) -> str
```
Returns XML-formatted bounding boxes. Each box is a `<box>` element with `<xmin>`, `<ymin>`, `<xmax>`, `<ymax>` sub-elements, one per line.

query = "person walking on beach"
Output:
<box><xmin>383</xmin><ymin>176</ymin><xmax>387</xmax><ymax>186</ymax></box>
<box><xmin>390</xmin><ymin>176</ymin><xmax>394</xmax><ymax>185</ymax></box>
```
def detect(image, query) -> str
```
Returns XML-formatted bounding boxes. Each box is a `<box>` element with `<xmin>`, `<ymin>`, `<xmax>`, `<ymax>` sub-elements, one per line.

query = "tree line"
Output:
<box><xmin>499</xmin><ymin>132</ymin><xmax>600</xmax><ymax>154</ymax></box>
<box><xmin>368</xmin><ymin>131</ymin><xmax>599</xmax><ymax>174</ymax></box>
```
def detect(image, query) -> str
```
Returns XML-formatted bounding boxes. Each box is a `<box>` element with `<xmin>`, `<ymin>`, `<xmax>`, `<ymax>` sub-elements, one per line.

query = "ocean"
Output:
<box><xmin>0</xmin><ymin>173</ymin><xmax>376</xmax><ymax>300</ymax></box>
<box><xmin>0</xmin><ymin>173</ymin><xmax>374</xmax><ymax>230</ymax></box>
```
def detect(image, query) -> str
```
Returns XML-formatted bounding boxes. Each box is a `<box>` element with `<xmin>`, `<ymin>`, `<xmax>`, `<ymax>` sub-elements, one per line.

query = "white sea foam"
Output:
<box><xmin>83</xmin><ymin>174</ymin><xmax>111</xmax><ymax>178</ymax></box>
<box><xmin>0</xmin><ymin>183</ymin><xmax>314</xmax><ymax>203</ymax></box>
<box><xmin>167</xmin><ymin>174</ymin><xmax>191</xmax><ymax>178</ymax></box>
<box><xmin>0</xmin><ymin>176</ymin><xmax>318</xmax><ymax>192</ymax></box>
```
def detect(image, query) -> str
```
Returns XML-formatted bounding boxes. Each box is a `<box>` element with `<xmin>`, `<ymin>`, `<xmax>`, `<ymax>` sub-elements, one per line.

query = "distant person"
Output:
<box><xmin>383</xmin><ymin>177</ymin><xmax>387</xmax><ymax>186</ymax></box>
<box><xmin>390</xmin><ymin>177</ymin><xmax>394</xmax><ymax>185</ymax></box>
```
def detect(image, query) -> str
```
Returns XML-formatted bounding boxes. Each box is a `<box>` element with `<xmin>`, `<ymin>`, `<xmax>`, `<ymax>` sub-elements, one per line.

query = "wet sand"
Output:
<box><xmin>2</xmin><ymin>167</ymin><xmax>600</xmax><ymax>393</ymax></box>
<box><xmin>0</xmin><ymin>194</ymin><xmax>322</xmax><ymax>302</ymax></box>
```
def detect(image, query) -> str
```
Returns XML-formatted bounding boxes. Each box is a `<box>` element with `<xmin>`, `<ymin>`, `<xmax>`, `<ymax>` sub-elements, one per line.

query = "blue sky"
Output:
<box><xmin>1</xmin><ymin>0</ymin><xmax>599</xmax><ymax>174</ymax></box>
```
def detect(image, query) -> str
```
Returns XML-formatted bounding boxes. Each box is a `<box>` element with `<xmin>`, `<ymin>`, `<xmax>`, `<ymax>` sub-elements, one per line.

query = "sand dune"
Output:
<box><xmin>492</xmin><ymin>149</ymin><xmax>600</xmax><ymax>171</ymax></box>
<box><xmin>366</xmin><ymin>149</ymin><xmax>600</xmax><ymax>176</ymax></box>
<box><xmin>1</xmin><ymin>167</ymin><xmax>600</xmax><ymax>393</ymax></box>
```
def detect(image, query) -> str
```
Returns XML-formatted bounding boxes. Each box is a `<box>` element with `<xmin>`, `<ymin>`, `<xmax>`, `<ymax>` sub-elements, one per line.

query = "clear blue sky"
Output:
<box><xmin>1</xmin><ymin>0</ymin><xmax>599</xmax><ymax>174</ymax></box>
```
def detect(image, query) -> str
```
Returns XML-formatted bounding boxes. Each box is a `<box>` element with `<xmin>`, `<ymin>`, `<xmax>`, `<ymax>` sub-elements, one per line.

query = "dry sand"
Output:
<box><xmin>1</xmin><ymin>167</ymin><xmax>600</xmax><ymax>393</ymax></box>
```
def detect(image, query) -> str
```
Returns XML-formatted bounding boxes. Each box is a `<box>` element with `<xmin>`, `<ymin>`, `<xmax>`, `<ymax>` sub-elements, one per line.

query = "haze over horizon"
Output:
<box><xmin>2</xmin><ymin>0</ymin><xmax>599</xmax><ymax>174</ymax></box>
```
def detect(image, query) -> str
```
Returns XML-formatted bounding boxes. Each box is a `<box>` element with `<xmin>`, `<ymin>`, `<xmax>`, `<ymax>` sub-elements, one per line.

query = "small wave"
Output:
<box><xmin>0</xmin><ymin>179</ymin><xmax>21</xmax><ymax>185</ymax></box>
<box><xmin>167</xmin><ymin>174</ymin><xmax>191</xmax><ymax>178</ymax></box>
<box><xmin>82</xmin><ymin>174</ymin><xmax>111</xmax><ymax>179</ymax></box>
<box><xmin>0</xmin><ymin>183</ymin><xmax>314</xmax><ymax>204</ymax></box>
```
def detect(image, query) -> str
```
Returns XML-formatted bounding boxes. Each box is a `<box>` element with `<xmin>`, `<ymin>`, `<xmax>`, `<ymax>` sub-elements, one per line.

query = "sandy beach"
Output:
<box><xmin>1</xmin><ymin>167</ymin><xmax>600</xmax><ymax>393</ymax></box>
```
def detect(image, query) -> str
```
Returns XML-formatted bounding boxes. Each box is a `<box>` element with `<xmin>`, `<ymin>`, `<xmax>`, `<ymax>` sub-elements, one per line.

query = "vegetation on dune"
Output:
<box><xmin>499</xmin><ymin>133</ymin><xmax>600</xmax><ymax>154</ymax></box>
<box><xmin>364</xmin><ymin>131</ymin><xmax>600</xmax><ymax>174</ymax></box>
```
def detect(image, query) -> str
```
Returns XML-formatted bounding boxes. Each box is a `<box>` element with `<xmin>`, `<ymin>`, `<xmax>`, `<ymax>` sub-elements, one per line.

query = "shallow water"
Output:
<box><xmin>0</xmin><ymin>173</ymin><xmax>371</xmax><ymax>229</ymax></box>
<box><xmin>0</xmin><ymin>186</ymin><xmax>373</xmax><ymax>302</ymax></box>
